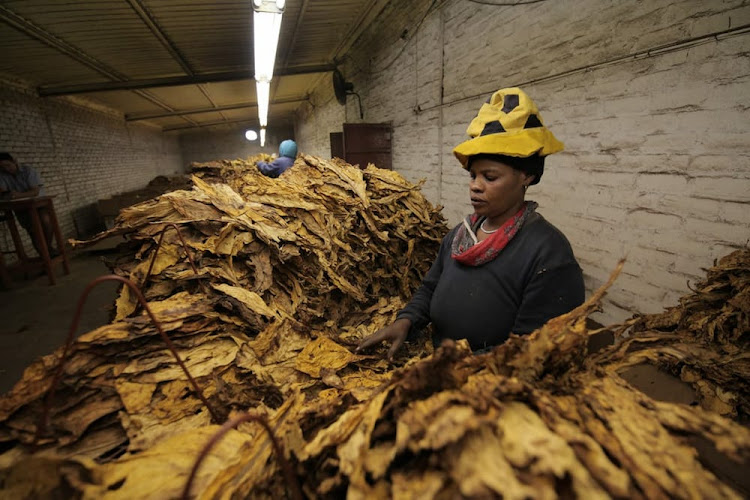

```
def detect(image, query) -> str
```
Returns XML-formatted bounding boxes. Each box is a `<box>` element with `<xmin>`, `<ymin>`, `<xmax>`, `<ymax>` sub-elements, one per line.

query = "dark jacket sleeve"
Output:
<box><xmin>257</xmin><ymin>157</ymin><xmax>293</xmax><ymax>178</ymax></box>
<box><xmin>511</xmin><ymin>261</ymin><xmax>585</xmax><ymax>335</ymax></box>
<box><xmin>25</xmin><ymin>166</ymin><xmax>43</xmax><ymax>188</ymax></box>
<box><xmin>396</xmin><ymin>228</ymin><xmax>454</xmax><ymax>333</ymax></box>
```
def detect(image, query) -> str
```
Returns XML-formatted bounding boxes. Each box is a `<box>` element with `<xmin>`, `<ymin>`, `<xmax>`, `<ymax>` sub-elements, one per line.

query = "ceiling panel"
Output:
<box><xmin>145</xmin><ymin>85</ymin><xmax>214</xmax><ymax>109</ymax></box>
<box><xmin>0</xmin><ymin>24</ymin><xmax>109</xmax><ymax>85</ymax></box>
<box><xmin>268</xmin><ymin>101</ymin><xmax>303</xmax><ymax>124</ymax></box>
<box><xmin>87</xmin><ymin>90</ymin><xmax>170</xmax><ymax>114</ymax></box>
<box><xmin>219</xmin><ymin>108</ymin><xmax>257</xmax><ymax>121</ymax></box>
<box><xmin>199</xmin><ymin>80</ymin><xmax>256</xmax><ymax>106</ymax></box>
<box><xmin>274</xmin><ymin>72</ymin><xmax>327</xmax><ymax>99</ymax></box>
<box><xmin>3</xmin><ymin>0</ymin><xmax>187</xmax><ymax>79</ymax></box>
<box><xmin>284</xmin><ymin>0</ymin><xmax>370</xmax><ymax>68</ymax></box>
<box><xmin>149</xmin><ymin>115</ymin><xmax>194</xmax><ymax>128</ymax></box>
<box><xmin>141</xmin><ymin>0</ymin><xmax>253</xmax><ymax>74</ymax></box>
<box><xmin>0</xmin><ymin>0</ymin><xmax>384</xmax><ymax>131</ymax></box>
<box><xmin>188</xmin><ymin>111</ymin><xmax>227</xmax><ymax>123</ymax></box>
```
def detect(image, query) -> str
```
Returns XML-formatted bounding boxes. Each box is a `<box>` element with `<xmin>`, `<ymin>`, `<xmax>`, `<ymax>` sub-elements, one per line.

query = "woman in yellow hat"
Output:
<box><xmin>358</xmin><ymin>88</ymin><xmax>584</xmax><ymax>359</ymax></box>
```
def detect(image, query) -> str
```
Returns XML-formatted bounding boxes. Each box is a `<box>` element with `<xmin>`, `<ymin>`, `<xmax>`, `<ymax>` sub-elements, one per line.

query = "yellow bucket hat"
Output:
<box><xmin>453</xmin><ymin>87</ymin><xmax>564</xmax><ymax>169</ymax></box>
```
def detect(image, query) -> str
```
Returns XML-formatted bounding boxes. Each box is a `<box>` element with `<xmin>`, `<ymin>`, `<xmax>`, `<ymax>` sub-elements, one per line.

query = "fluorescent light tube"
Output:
<box><xmin>256</xmin><ymin>80</ymin><xmax>270</xmax><ymax>127</ymax></box>
<box><xmin>253</xmin><ymin>10</ymin><xmax>282</xmax><ymax>82</ymax></box>
<box><xmin>260</xmin><ymin>127</ymin><xmax>266</xmax><ymax>147</ymax></box>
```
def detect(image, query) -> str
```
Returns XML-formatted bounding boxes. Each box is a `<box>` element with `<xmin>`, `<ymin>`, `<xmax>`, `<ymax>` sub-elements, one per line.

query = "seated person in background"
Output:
<box><xmin>257</xmin><ymin>139</ymin><xmax>298</xmax><ymax>178</ymax></box>
<box><xmin>0</xmin><ymin>152</ymin><xmax>57</xmax><ymax>256</ymax></box>
<box><xmin>357</xmin><ymin>88</ymin><xmax>585</xmax><ymax>360</ymax></box>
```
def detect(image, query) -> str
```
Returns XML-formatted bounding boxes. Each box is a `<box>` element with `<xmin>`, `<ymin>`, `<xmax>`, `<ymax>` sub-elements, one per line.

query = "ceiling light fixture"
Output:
<box><xmin>256</xmin><ymin>80</ymin><xmax>270</xmax><ymax>127</ymax></box>
<box><xmin>260</xmin><ymin>128</ymin><xmax>267</xmax><ymax>147</ymax></box>
<box><xmin>252</xmin><ymin>0</ymin><xmax>285</xmax><ymax>146</ymax></box>
<box><xmin>245</xmin><ymin>129</ymin><xmax>258</xmax><ymax>141</ymax></box>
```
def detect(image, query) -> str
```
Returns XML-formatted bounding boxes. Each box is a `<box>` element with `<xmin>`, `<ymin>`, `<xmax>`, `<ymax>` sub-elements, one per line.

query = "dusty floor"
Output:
<box><xmin>0</xmin><ymin>249</ymin><xmax>119</xmax><ymax>395</ymax></box>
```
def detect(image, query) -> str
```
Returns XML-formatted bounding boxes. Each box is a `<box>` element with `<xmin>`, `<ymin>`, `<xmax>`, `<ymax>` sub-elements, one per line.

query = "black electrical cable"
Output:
<box><xmin>466</xmin><ymin>0</ymin><xmax>547</xmax><ymax>5</ymax></box>
<box><xmin>340</xmin><ymin>0</ymin><xmax>546</xmax><ymax>78</ymax></box>
<box><xmin>311</xmin><ymin>91</ymin><xmax>336</xmax><ymax>109</ymax></box>
<box><xmin>369</xmin><ymin>0</ymin><xmax>442</xmax><ymax>74</ymax></box>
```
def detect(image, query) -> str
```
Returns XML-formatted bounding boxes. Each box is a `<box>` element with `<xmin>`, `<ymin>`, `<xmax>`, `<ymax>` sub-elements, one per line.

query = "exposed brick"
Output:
<box><xmin>179</xmin><ymin>124</ymin><xmax>293</xmax><ymax>165</ymax></box>
<box><xmin>690</xmin><ymin>176</ymin><xmax>750</xmax><ymax>202</ymax></box>
<box><xmin>0</xmin><ymin>86</ymin><xmax>183</xmax><ymax>256</ymax></box>
<box><xmin>295</xmin><ymin>0</ymin><xmax>750</xmax><ymax>326</ymax></box>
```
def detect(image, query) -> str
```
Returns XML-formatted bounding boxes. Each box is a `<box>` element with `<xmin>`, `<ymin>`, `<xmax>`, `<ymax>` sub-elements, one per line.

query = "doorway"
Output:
<box><xmin>330</xmin><ymin>123</ymin><xmax>392</xmax><ymax>170</ymax></box>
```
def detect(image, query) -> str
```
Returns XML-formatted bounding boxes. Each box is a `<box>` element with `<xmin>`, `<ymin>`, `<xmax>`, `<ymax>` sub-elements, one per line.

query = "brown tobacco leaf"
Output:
<box><xmin>200</xmin><ymin>394</ymin><xmax>306</xmax><ymax>499</ymax></box>
<box><xmin>114</xmin><ymin>381</ymin><xmax>156</xmax><ymax>414</ymax></box>
<box><xmin>83</xmin><ymin>426</ymin><xmax>254</xmax><ymax>499</ymax></box>
<box><xmin>211</xmin><ymin>283</ymin><xmax>277</xmax><ymax>319</ymax></box>
<box><xmin>448</xmin><ymin>425</ymin><xmax>537</xmax><ymax>499</ymax></box>
<box><xmin>0</xmin><ymin>456</ymin><xmax>96</xmax><ymax>499</ymax></box>
<box><xmin>1</xmin><ymin>146</ymin><xmax>441</xmax><ymax>471</ymax></box>
<box><xmin>3</xmin><ymin>156</ymin><xmax>749</xmax><ymax>499</ymax></box>
<box><xmin>576</xmin><ymin>375</ymin><xmax>746</xmax><ymax>499</ymax></box>
<box><xmin>601</xmin><ymin>248</ymin><xmax>750</xmax><ymax>420</ymax></box>
<box><xmin>391</xmin><ymin>470</ymin><xmax>445</xmax><ymax>500</ymax></box>
<box><xmin>295</xmin><ymin>337</ymin><xmax>362</xmax><ymax>378</ymax></box>
<box><xmin>284</xmin><ymin>260</ymin><xmax>750</xmax><ymax>499</ymax></box>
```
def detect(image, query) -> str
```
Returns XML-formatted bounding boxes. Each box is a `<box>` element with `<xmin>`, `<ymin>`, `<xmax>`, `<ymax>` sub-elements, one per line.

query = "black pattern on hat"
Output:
<box><xmin>480</xmin><ymin>120</ymin><xmax>506</xmax><ymax>136</ymax></box>
<box><xmin>501</xmin><ymin>94</ymin><xmax>520</xmax><ymax>113</ymax></box>
<box><xmin>524</xmin><ymin>114</ymin><xmax>543</xmax><ymax>129</ymax></box>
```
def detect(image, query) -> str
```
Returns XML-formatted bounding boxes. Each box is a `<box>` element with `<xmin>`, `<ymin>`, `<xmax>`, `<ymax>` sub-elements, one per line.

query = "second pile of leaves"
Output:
<box><xmin>0</xmin><ymin>154</ymin><xmax>748</xmax><ymax>499</ymax></box>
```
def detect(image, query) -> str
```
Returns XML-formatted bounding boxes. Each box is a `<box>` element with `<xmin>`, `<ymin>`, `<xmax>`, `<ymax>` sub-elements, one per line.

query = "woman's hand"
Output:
<box><xmin>355</xmin><ymin>318</ymin><xmax>412</xmax><ymax>362</ymax></box>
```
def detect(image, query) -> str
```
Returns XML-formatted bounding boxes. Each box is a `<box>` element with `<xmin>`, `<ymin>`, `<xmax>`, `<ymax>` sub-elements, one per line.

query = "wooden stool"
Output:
<box><xmin>0</xmin><ymin>196</ymin><xmax>70</xmax><ymax>286</ymax></box>
<box><xmin>0</xmin><ymin>240</ymin><xmax>12</xmax><ymax>289</ymax></box>
<box><xmin>0</xmin><ymin>213</ymin><xmax>24</xmax><ymax>287</ymax></box>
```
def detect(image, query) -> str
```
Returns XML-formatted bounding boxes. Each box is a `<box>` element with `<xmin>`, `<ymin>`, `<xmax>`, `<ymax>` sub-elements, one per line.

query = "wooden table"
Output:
<box><xmin>0</xmin><ymin>196</ymin><xmax>70</xmax><ymax>285</ymax></box>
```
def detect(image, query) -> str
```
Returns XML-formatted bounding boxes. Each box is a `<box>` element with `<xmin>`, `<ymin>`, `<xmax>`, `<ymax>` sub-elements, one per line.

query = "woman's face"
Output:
<box><xmin>469</xmin><ymin>158</ymin><xmax>531</xmax><ymax>222</ymax></box>
<box><xmin>0</xmin><ymin>160</ymin><xmax>18</xmax><ymax>175</ymax></box>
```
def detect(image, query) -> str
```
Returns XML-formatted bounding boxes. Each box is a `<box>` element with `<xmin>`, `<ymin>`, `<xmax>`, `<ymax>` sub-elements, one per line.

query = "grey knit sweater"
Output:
<box><xmin>397</xmin><ymin>212</ymin><xmax>585</xmax><ymax>351</ymax></box>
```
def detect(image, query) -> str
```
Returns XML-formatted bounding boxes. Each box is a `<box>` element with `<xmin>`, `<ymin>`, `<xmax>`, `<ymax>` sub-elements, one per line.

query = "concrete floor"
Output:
<box><xmin>0</xmin><ymin>249</ymin><xmax>119</xmax><ymax>395</ymax></box>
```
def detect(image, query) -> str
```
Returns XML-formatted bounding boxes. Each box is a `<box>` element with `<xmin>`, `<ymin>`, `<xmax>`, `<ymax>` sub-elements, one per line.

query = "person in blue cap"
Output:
<box><xmin>257</xmin><ymin>139</ymin><xmax>298</xmax><ymax>178</ymax></box>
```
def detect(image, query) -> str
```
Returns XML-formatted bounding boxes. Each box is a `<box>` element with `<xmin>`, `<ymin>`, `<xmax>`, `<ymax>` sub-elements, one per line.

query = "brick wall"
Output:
<box><xmin>294</xmin><ymin>76</ymin><xmax>345</xmax><ymax>159</ymax></box>
<box><xmin>295</xmin><ymin>0</ymin><xmax>750</xmax><ymax>324</ymax></box>
<box><xmin>0</xmin><ymin>83</ymin><xmax>183</xmax><ymax>251</ymax></box>
<box><xmin>178</xmin><ymin>123</ymin><xmax>295</xmax><ymax>165</ymax></box>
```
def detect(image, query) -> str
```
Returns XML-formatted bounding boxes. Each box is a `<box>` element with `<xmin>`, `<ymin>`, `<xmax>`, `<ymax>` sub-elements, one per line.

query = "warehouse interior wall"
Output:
<box><xmin>177</xmin><ymin>123</ymin><xmax>295</xmax><ymax>166</ymax></box>
<box><xmin>295</xmin><ymin>79</ymin><xmax>346</xmax><ymax>159</ymax></box>
<box><xmin>0</xmin><ymin>80</ymin><xmax>183</xmax><ymax>247</ymax></box>
<box><xmin>295</xmin><ymin>0</ymin><xmax>750</xmax><ymax>325</ymax></box>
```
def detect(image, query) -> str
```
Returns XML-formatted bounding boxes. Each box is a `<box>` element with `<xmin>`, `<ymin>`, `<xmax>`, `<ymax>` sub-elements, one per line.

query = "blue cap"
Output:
<box><xmin>279</xmin><ymin>139</ymin><xmax>298</xmax><ymax>159</ymax></box>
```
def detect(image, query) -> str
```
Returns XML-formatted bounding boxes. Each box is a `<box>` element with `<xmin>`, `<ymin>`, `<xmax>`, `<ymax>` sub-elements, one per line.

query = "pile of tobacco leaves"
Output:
<box><xmin>600</xmin><ymin>248</ymin><xmax>750</xmax><ymax>421</ymax></box>
<box><xmin>0</xmin><ymin>155</ymin><xmax>748</xmax><ymax>499</ymax></box>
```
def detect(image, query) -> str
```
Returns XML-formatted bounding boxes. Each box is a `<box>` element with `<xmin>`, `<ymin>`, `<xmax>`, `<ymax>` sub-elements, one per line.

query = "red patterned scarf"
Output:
<box><xmin>451</xmin><ymin>201</ymin><xmax>537</xmax><ymax>266</ymax></box>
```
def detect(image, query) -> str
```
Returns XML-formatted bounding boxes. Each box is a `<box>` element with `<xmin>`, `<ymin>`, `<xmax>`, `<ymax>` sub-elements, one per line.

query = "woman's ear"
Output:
<box><xmin>521</xmin><ymin>172</ymin><xmax>534</xmax><ymax>187</ymax></box>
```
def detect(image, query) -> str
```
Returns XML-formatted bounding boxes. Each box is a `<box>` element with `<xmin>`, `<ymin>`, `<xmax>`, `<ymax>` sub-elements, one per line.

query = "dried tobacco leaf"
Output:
<box><xmin>3</xmin><ymin>155</ymin><xmax>748</xmax><ymax>499</ymax></box>
<box><xmin>600</xmin><ymin>248</ymin><xmax>750</xmax><ymax>420</ymax></box>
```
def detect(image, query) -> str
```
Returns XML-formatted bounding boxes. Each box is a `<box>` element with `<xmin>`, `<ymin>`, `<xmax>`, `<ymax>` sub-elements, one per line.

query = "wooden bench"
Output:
<box><xmin>0</xmin><ymin>196</ymin><xmax>70</xmax><ymax>286</ymax></box>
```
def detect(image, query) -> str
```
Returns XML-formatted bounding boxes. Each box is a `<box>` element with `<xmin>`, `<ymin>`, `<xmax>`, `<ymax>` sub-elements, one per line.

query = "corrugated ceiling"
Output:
<box><xmin>0</xmin><ymin>0</ymin><xmax>386</xmax><ymax>131</ymax></box>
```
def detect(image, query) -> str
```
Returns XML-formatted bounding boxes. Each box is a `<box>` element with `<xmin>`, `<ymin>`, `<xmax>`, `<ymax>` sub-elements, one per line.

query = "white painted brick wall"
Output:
<box><xmin>294</xmin><ymin>78</ymin><xmax>345</xmax><ymax>158</ymax></box>
<box><xmin>295</xmin><ymin>0</ymin><xmax>750</xmax><ymax>325</ymax></box>
<box><xmin>178</xmin><ymin>123</ymin><xmax>294</xmax><ymax>165</ymax></box>
<box><xmin>0</xmin><ymin>85</ymin><xmax>183</xmax><ymax>254</ymax></box>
